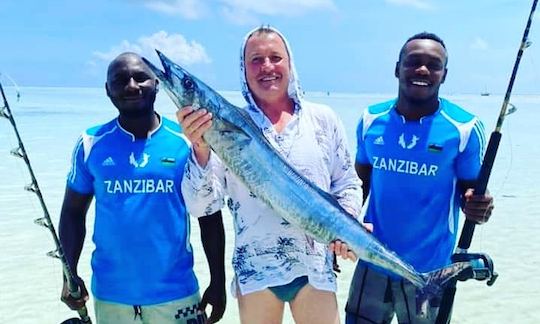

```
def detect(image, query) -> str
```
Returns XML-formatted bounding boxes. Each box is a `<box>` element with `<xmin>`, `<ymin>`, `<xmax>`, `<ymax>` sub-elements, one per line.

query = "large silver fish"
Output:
<box><xmin>143</xmin><ymin>50</ymin><xmax>470</xmax><ymax>296</ymax></box>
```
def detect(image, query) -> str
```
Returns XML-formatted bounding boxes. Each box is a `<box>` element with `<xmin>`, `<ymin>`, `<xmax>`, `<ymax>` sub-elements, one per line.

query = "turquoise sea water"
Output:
<box><xmin>0</xmin><ymin>87</ymin><xmax>539</xmax><ymax>323</ymax></box>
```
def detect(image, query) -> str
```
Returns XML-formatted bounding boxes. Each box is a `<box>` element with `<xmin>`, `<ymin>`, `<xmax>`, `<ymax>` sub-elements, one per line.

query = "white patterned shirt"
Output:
<box><xmin>182</xmin><ymin>100</ymin><xmax>363</xmax><ymax>296</ymax></box>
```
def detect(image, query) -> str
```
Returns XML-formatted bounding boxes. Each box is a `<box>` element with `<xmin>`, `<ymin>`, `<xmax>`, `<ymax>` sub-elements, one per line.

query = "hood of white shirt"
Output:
<box><xmin>239</xmin><ymin>26</ymin><xmax>304</xmax><ymax>112</ymax></box>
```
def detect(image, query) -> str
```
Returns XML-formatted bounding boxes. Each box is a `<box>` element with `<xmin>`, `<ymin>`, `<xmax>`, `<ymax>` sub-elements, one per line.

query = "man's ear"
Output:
<box><xmin>155</xmin><ymin>79</ymin><xmax>159</xmax><ymax>92</ymax></box>
<box><xmin>105</xmin><ymin>82</ymin><xmax>111</xmax><ymax>97</ymax></box>
<box><xmin>394</xmin><ymin>62</ymin><xmax>400</xmax><ymax>78</ymax></box>
<box><xmin>441</xmin><ymin>68</ymin><xmax>448</xmax><ymax>84</ymax></box>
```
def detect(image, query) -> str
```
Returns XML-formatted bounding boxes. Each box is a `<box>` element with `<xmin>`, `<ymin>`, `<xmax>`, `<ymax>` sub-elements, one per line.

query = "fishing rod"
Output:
<box><xmin>0</xmin><ymin>79</ymin><xmax>92</xmax><ymax>324</ymax></box>
<box><xmin>436</xmin><ymin>0</ymin><xmax>538</xmax><ymax>322</ymax></box>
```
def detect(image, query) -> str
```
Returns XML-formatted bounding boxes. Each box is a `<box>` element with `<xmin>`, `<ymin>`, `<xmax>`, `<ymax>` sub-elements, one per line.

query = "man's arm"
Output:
<box><xmin>355</xmin><ymin>162</ymin><xmax>372</xmax><ymax>205</ymax></box>
<box><xmin>198</xmin><ymin>211</ymin><xmax>226</xmax><ymax>323</ymax></box>
<box><xmin>58</xmin><ymin>187</ymin><xmax>93</xmax><ymax>310</ymax></box>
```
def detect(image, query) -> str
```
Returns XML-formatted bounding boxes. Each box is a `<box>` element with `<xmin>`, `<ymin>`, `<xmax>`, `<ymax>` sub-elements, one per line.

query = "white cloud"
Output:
<box><xmin>142</xmin><ymin>0</ymin><xmax>336</xmax><ymax>23</ymax></box>
<box><xmin>92</xmin><ymin>31</ymin><xmax>211</xmax><ymax>66</ymax></box>
<box><xmin>219</xmin><ymin>0</ymin><xmax>336</xmax><ymax>25</ymax></box>
<box><xmin>220</xmin><ymin>0</ymin><xmax>335</xmax><ymax>16</ymax></box>
<box><xmin>143</xmin><ymin>0</ymin><xmax>207</xmax><ymax>19</ymax></box>
<box><xmin>385</xmin><ymin>0</ymin><xmax>434</xmax><ymax>10</ymax></box>
<box><xmin>470</xmin><ymin>37</ymin><xmax>489</xmax><ymax>51</ymax></box>
<box><xmin>220</xmin><ymin>7</ymin><xmax>259</xmax><ymax>26</ymax></box>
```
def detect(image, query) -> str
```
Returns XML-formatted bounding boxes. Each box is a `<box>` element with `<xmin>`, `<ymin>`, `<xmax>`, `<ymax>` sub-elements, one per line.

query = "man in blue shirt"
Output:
<box><xmin>59</xmin><ymin>52</ymin><xmax>226</xmax><ymax>323</ymax></box>
<box><xmin>345</xmin><ymin>33</ymin><xmax>494</xmax><ymax>324</ymax></box>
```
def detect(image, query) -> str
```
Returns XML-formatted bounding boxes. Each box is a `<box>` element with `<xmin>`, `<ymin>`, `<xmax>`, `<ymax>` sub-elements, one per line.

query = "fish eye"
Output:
<box><xmin>182</xmin><ymin>77</ymin><xmax>194</xmax><ymax>90</ymax></box>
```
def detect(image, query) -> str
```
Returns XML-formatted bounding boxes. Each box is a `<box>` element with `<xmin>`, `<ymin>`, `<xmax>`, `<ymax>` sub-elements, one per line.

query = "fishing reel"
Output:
<box><xmin>451</xmin><ymin>252</ymin><xmax>498</xmax><ymax>286</ymax></box>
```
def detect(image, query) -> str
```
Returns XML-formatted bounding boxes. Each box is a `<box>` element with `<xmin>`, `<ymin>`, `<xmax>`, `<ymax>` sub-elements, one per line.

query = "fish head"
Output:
<box><xmin>142</xmin><ymin>50</ymin><xmax>206</xmax><ymax>112</ymax></box>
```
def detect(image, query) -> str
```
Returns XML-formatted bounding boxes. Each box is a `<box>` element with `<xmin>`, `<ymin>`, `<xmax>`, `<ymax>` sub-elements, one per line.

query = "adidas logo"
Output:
<box><xmin>374</xmin><ymin>136</ymin><xmax>385</xmax><ymax>145</ymax></box>
<box><xmin>102</xmin><ymin>157</ymin><xmax>115</xmax><ymax>166</ymax></box>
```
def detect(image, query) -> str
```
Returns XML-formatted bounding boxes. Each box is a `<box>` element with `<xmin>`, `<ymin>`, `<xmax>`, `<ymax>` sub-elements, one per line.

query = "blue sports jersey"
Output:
<box><xmin>67</xmin><ymin>115</ymin><xmax>198</xmax><ymax>305</ymax></box>
<box><xmin>356</xmin><ymin>98</ymin><xmax>486</xmax><ymax>274</ymax></box>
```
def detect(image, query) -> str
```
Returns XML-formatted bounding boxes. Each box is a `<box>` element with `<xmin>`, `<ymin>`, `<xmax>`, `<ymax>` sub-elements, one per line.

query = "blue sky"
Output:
<box><xmin>1</xmin><ymin>0</ymin><xmax>539</xmax><ymax>94</ymax></box>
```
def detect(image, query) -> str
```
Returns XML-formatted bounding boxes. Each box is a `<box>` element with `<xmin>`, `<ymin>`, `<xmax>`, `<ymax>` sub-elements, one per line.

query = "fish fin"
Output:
<box><xmin>215</xmin><ymin>114</ymin><xmax>251</xmax><ymax>136</ymax></box>
<box><xmin>210</xmin><ymin>117</ymin><xmax>254</xmax><ymax>152</ymax></box>
<box><xmin>415</xmin><ymin>261</ymin><xmax>472</xmax><ymax>318</ymax></box>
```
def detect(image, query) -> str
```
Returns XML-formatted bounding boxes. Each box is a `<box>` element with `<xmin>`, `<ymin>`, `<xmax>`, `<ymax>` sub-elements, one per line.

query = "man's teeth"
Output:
<box><xmin>412</xmin><ymin>80</ymin><xmax>429</xmax><ymax>86</ymax></box>
<box><xmin>261</xmin><ymin>76</ymin><xmax>278</xmax><ymax>81</ymax></box>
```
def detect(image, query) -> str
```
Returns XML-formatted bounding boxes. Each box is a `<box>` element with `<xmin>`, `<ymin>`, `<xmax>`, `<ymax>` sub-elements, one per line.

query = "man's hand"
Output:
<box><xmin>330</xmin><ymin>222</ymin><xmax>372</xmax><ymax>272</ymax></box>
<box><xmin>60</xmin><ymin>277</ymin><xmax>89</xmax><ymax>311</ymax></box>
<box><xmin>462</xmin><ymin>189</ymin><xmax>494</xmax><ymax>224</ymax></box>
<box><xmin>329</xmin><ymin>240</ymin><xmax>357</xmax><ymax>262</ymax></box>
<box><xmin>200</xmin><ymin>282</ymin><xmax>226</xmax><ymax>323</ymax></box>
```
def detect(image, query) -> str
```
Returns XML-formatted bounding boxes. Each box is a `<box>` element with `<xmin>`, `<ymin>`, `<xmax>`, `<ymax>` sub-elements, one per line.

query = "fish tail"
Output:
<box><xmin>422</xmin><ymin>261</ymin><xmax>471</xmax><ymax>295</ymax></box>
<box><xmin>414</xmin><ymin>262</ymin><xmax>472</xmax><ymax>318</ymax></box>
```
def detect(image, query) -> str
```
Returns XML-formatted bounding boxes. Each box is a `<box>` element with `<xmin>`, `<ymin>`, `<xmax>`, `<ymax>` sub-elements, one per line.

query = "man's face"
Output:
<box><xmin>395</xmin><ymin>39</ymin><xmax>447</xmax><ymax>103</ymax></box>
<box><xmin>106</xmin><ymin>55</ymin><xmax>157</xmax><ymax>117</ymax></box>
<box><xmin>244</xmin><ymin>32</ymin><xmax>290</xmax><ymax>103</ymax></box>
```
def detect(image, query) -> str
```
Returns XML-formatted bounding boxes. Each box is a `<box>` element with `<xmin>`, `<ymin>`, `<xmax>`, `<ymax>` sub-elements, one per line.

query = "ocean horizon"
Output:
<box><xmin>1</xmin><ymin>87</ymin><xmax>539</xmax><ymax>323</ymax></box>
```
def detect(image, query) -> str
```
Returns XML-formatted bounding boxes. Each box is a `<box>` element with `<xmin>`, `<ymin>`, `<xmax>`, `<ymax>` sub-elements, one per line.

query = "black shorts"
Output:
<box><xmin>345</xmin><ymin>263</ymin><xmax>441</xmax><ymax>324</ymax></box>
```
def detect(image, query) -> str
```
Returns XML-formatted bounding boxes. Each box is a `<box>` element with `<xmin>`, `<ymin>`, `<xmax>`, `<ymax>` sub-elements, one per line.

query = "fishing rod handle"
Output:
<box><xmin>66</xmin><ymin>280</ymin><xmax>92</xmax><ymax>323</ymax></box>
<box><xmin>68</xmin><ymin>286</ymin><xmax>82</xmax><ymax>299</ymax></box>
<box><xmin>474</xmin><ymin>132</ymin><xmax>502</xmax><ymax>195</ymax></box>
<box><xmin>458</xmin><ymin>132</ymin><xmax>502</xmax><ymax>249</ymax></box>
<box><xmin>64</xmin><ymin>282</ymin><xmax>92</xmax><ymax>323</ymax></box>
<box><xmin>77</xmin><ymin>306</ymin><xmax>92</xmax><ymax>324</ymax></box>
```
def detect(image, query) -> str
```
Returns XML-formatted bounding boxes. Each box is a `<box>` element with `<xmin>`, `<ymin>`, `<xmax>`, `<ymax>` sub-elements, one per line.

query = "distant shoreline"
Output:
<box><xmin>2</xmin><ymin>85</ymin><xmax>540</xmax><ymax>97</ymax></box>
